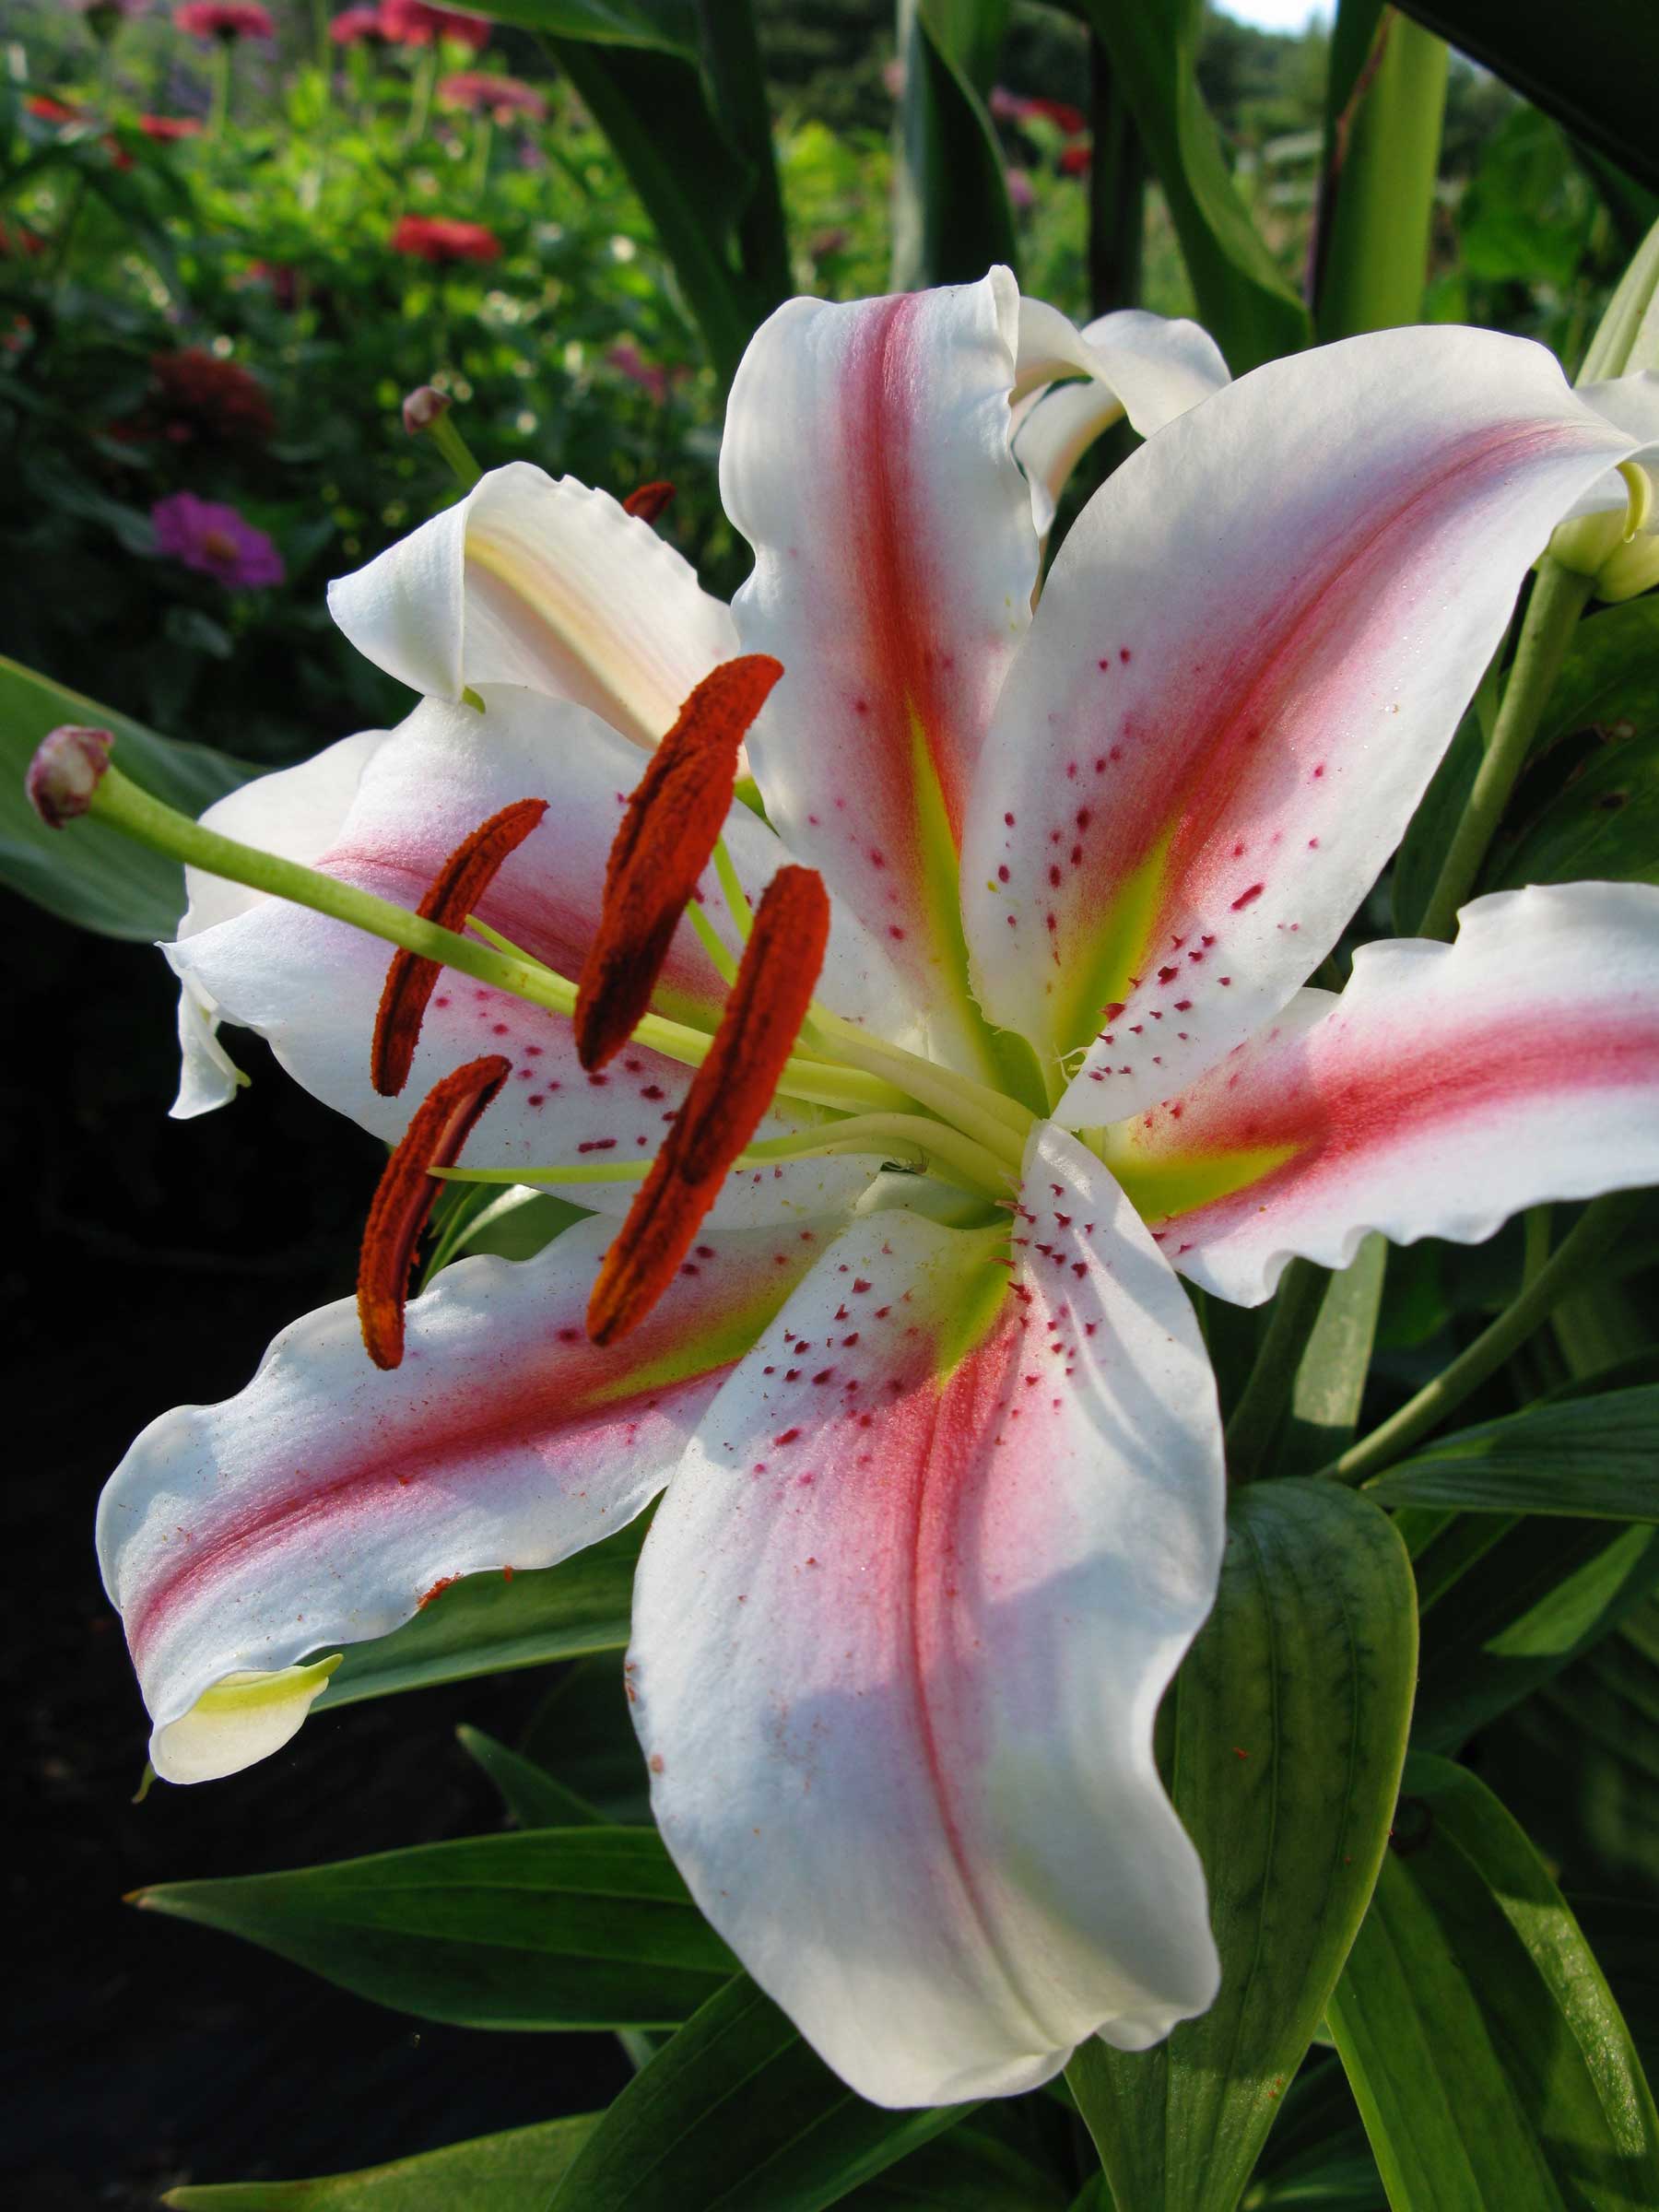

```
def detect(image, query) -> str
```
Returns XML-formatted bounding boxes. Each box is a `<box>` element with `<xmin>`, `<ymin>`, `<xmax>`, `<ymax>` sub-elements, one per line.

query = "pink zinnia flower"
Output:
<box><xmin>390</xmin><ymin>214</ymin><xmax>501</xmax><ymax>265</ymax></box>
<box><xmin>151</xmin><ymin>492</ymin><xmax>284</xmax><ymax>586</ymax></box>
<box><xmin>606</xmin><ymin>340</ymin><xmax>674</xmax><ymax>407</ymax></box>
<box><xmin>174</xmin><ymin>2</ymin><xmax>275</xmax><ymax>37</ymax></box>
<box><xmin>330</xmin><ymin>5</ymin><xmax>382</xmax><ymax>41</ymax></box>
<box><xmin>378</xmin><ymin>0</ymin><xmax>488</xmax><ymax>50</ymax></box>
<box><xmin>438</xmin><ymin>71</ymin><xmax>547</xmax><ymax>123</ymax></box>
<box><xmin>1005</xmin><ymin>166</ymin><xmax>1036</xmax><ymax>212</ymax></box>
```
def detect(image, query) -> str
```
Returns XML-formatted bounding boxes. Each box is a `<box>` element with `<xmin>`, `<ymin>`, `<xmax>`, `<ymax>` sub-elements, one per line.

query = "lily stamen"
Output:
<box><xmin>587</xmin><ymin>865</ymin><xmax>830</xmax><ymax>1346</ymax></box>
<box><xmin>358</xmin><ymin>1053</ymin><xmax>511</xmax><ymax>1369</ymax></box>
<box><xmin>574</xmin><ymin>653</ymin><xmax>782</xmax><ymax>1072</ymax></box>
<box><xmin>371</xmin><ymin>797</ymin><xmax>547</xmax><ymax>1097</ymax></box>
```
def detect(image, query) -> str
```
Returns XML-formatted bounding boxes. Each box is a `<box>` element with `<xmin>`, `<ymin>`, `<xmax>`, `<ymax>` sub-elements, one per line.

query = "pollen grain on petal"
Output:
<box><xmin>370</xmin><ymin>797</ymin><xmax>547</xmax><ymax>1097</ymax></box>
<box><xmin>359</xmin><ymin>1053</ymin><xmax>511</xmax><ymax>1371</ymax></box>
<box><xmin>587</xmin><ymin>865</ymin><xmax>829</xmax><ymax>1347</ymax></box>
<box><xmin>622</xmin><ymin>479</ymin><xmax>677</xmax><ymax>525</ymax></box>
<box><xmin>573</xmin><ymin>653</ymin><xmax>782</xmax><ymax>1072</ymax></box>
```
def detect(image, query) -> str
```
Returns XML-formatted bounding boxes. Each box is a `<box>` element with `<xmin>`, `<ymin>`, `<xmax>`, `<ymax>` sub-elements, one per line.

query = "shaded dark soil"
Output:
<box><xmin>6</xmin><ymin>905</ymin><xmax>628</xmax><ymax>2207</ymax></box>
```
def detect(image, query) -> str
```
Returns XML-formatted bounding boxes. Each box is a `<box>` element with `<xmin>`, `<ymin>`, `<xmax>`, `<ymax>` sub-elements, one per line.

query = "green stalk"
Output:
<box><xmin>209</xmin><ymin>38</ymin><xmax>234</xmax><ymax>140</ymax></box>
<box><xmin>1417</xmin><ymin>559</ymin><xmax>1594</xmax><ymax>939</ymax></box>
<box><xmin>1087</xmin><ymin>26</ymin><xmax>1145</xmax><ymax>316</ymax></box>
<box><xmin>427</xmin><ymin>406</ymin><xmax>481</xmax><ymax>489</ymax></box>
<box><xmin>80</xmin><ymin>762</ymin><xmax>910</xmax><ymax>1123</ymax></box>
<box><xmin>694</xmin><ymin>0</ymin><xmax>791</xmax><ymax>312</ymax></box>
<box><xmin>1223</xmin><ymin>1257</ymin><xmax>1331</xmax><ymax>1483</ymax></box>
<box><xmin>1312</xmin><ymin>4</ymin><xmax>1448</xmax><ymax>339</ymax></box>
<box><xmin>1320</xmin><ymin>1196</ymin><xmax>1624</xmax><ymax>1487</ymax></box>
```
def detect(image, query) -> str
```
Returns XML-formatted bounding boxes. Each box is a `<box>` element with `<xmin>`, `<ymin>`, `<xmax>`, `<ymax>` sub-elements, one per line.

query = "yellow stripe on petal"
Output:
<box><xmin>1105</xmin><ymin>1139</ymin><xmax>1300</xmax><ymax>1226</ymax></box>
<box><xmin>1055</xmin><ymin>830</ymin><xmax>1172</xmax><ymax>1065</ymax></box>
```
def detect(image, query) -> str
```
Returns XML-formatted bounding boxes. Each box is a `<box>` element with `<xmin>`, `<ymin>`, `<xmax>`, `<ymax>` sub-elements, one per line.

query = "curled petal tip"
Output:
<box><xmin>402</xmin><ymin>382</ymin><xmax>452</xmax><ymax>435</ymax></box>
<box><xmin>27</xmin><ymin>724</ymin><xmax>112</xmax><ymax>828</ymax></box>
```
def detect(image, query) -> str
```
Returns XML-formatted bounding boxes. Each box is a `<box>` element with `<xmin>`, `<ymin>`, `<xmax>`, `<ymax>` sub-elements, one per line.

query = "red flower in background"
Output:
<box><xmin>26</xmin><ymin>95</ymin><xmax>83</xmax><ymax>124</ymax></box>
<box><xmin>329</xmin><ymin>5</ymin><xmax>384</xmax><ymax>41</ymax></box>
<box><xmin>378</xmin><ymin>0</ymin><xmax>488</xmax><ymax>49</ymax></box>
<box><xmin>138</xmin><ymin>113</ymin><xmax>204</xmax><ymax>139</ymax></box>
<box><xmin>150</xmin><ymin>347</ymin><xmax>276</xmax><ymax>444</ymax></box>
<box><xmin>0</xmin><ymin>221</ymin><xmax>47</xmax><ymax>260</ymax></box>
<box><xmin>1058</xmin><ymin>142</ymin><xmax>1092</xmax><ymax>177</ymax></box>
<box><xmin>390</xmin><ymin>214</ymin><xmax>501</xmax><ymax>264</ymax></box>
<box><xmin>989</xmin><ymin>88</ymin><xmax>1088</xmax><ymax>135</ymax></box>
<box><xmin>174</xmin><ymin>3</ymin><xmax>274</xmax><ymax>36</ymax></box>
<box><xmin>438</xmin><ymin>71</ymin><xmax>547</xmax><ymax>122</ymax></box>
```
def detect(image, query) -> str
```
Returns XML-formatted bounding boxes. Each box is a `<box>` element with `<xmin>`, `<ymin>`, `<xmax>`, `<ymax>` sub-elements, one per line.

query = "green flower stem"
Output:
<box><xmin>427</xmin><ymin>406</ymin><xmax>483</xmax><ymax>490</ymax></box>
<box><xmin>813</xmin><ymin>1016</ymin><xmax>1033</xmax><ymax>1159</ymax></box>
<box><xmin>1223</xmin><ymin>1256</ymin><xmax>1331</xmax><ymax>1483</ymax></box>
<box><xmin>440</xmin><ymin>1111</ymin><xmax>1018</xmax><ymax>1200</ymax></box>
<box><xmin>83</xmin><ymin>761</ymin><xmax>910</xmax><ymax>1123</ymax></box>
<box><xmin>1319</xmin><ymin>1194</ymin><xmax>1624</xmax><ymax>1488</ymax></box>
<box><xmin>209</xmin><ymin>38</ymin><xmax>234</xmax><ymax>139</ymax></box>
<box><xmin>1417</xmin><ymin>558</ymin><xmax>1594</xmax><ymax>940</ymax></box>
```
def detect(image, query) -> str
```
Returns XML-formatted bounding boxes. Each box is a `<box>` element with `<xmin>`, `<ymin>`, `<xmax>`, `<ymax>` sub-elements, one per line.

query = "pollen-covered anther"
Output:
<box><xmin>573</xmin><ymin>653</ymin><xmax>782</xmax><ymax>1073</ymax></box>
<box><xmin>622</xmin><ymin>479</ymin><xmax>676</xmax><ymax>525</ymax></box>
<box><xmin>370</xmin><ymin>796</ymin><xmax>547</xmax><ymax>1097</ymax></box>
<box><xmin>587</xmin><ymin>865</ymin><xmax>829</xmax><ymax>1347</ymax></box>
<box><xmin>358</xmin><ymin>1053</ymin><xmax>511</xmax><ymax>1371</ymax></box>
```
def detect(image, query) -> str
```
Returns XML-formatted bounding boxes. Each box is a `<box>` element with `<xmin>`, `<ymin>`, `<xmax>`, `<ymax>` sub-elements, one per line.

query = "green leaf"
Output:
<box><xmin>891</xmin><ymin>0</ymin><xmax>1018</xmax><ymax>291</ymax></box>
<box><xmin>1326</xmin><ymin>1752</ymin><xmax>1659</xmax><ymax>2209</ymax></box>
<box><xmin>0</xmin><ymin>653</ymin><xmax>250</xmax><ymax>939</ymax></box>
<box><xmin>548</xmin><ymin>1972</ymin><xmax>962</xmax><ymax>2211</ymax></box>
<box><xmin>1074</xmin><ymin>0</ymin><xmax>1310</xmax><ymax>371</ymax></box>
<box><xmin>1066</xmin><ymin>1480</ymin><xmax>1416</xmax><ymax>2212</ymax></box>
<box><xmin>1277</xmin><ymin>1233</ymin><xmax>1387</xmax><ymax>1477</ymax></box>
<box><xmin>1368</xmin><ymin>1388</ymin><xmax>1659</xmax><ymax>1519</ymax></box>
<box><xmin>1391</xmin><ymin>0</ymin><xmax>1659</xmax><ymax>195</ymax></box>
<box><xmin>316</xmin><ymin>1518</ymin><xmax>641</xmax><ymax>1712</ymax></box>
<box><xmin>840</xmin><ymin>2112</ymin><xmax>1076</xmax><ymax>2208</ymax></box>
<box><xmin>520</xmin><ymin>1651</ymin><xmax>653</xmax><ymax>1823</ymax></box>
<box><xmin>1391</xmin><ymin>693</ymin><xmax>1488</xmax><ymax>935</ymax></box>
<box><xmin>456</xmin><ymin>1724</ymin><xmax>606</xmax><ymax>1828</ymax></box>
<box><xmin>162</xmin><ymin>2113</ymin><xmax>603</xmax><ymax>2210</ymax></box>
<box><xmin>1312</xmin><ymin>6</ymin><xmax>1448</xmax><ymax>340</ymax></box>
<box><xmin>1412</xmin><ymin>1515</ymin><xmax>1659</xmax><ymax>1754</ymax></box>
<box><xmin>135</xmin><ymin>1827</ymin><xmax>736</xmax><ymax>2030</ymax></box>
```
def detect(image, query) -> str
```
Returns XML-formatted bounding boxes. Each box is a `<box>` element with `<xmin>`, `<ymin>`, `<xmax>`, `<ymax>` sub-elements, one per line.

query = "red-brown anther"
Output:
<box><xmin>622</xmin><ymin>479</ymin><xmax>676</xmax><ymax>526</ymax></box>
<box><xmin>371</xmin><ymin>796</ymin><xmax>547</xmax><ymax>1097</ymax></box>
<box><xmin>572</xmin><ymin>653</ymin><xmax>782</xmax><ymax>1074</ymax></box>
<box><xmin>587</xmin><ymin>865</ymin><xmax>829</xmax><ymax>1347</ymax></box>
<box><xmin>359</xmin><ymin>1053</ymin><xmax>511</xmax><ymax>1371</ymax></box>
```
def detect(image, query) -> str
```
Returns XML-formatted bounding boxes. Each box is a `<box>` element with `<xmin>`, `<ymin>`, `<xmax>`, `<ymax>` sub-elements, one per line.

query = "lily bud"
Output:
<box><xmin>26</xmin><ymin>724</ymin><xmax>112</xmax><ymax>828</ymax></box>
<box><xmin>1548</xmin><ymin>216</ymin><xmax>1659</xmax><ymax>600</ymax></box>
<box><xmin>402</xmin><ymin>382</ymin><xmax>452</xmax><ymax>436</ymax></box>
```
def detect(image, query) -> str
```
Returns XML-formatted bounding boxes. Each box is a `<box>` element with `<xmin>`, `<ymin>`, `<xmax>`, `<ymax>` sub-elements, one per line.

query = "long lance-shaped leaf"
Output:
<box><xmin>891</xmin><ymin>0</ymin><xmax>1018</xmax><ymax>291</ymax></box>
<box><xmin>314</xmin><ymin>1519</ymin><xmax>641</xmax><ymax>1712</ymax></box>
<box><xmin>134</xmin><ymin>1827</ymin><xmax>736</xmax><ymax>2031</ymax></box>
<box><xmin>0</xmin><ymin>654</ymin><xmax>250</xmax><ymax>938</ymax></box>
<box><xmin>1326</xmin><ymin>1752</ymin><xmax>1659</xmax><ymax>2210</ymax></box>
<box><xmin>547</xmin><ymin>1972</ymin><xmax>964</xmax><ymax>2211</ymax></box>
<box><xmin>162</xmin><ymin>2112</ymin><xmax>604</xmax><ymax>2211</ymax></box>
<box><xmin>1391</xmin><ymin>0</ymin><xmax>1659</xmax><ymax>196</ymax></box>
<box><xmin>1066</xmin><ymin>1480</ymin><xmax>1416</xmax><ymax>2212</ymax></box>
<box><xmin>1369</xmin><ymin>1387</ymin><xmax>1659</xmax><ymax>1519</ymax></box>
<box><xmin>1277</xmin><ymin>1233</ymin><xmax>1387</xmax><ymax>1477</ymax></box>
<box><xmin>1412</xmin><ymin>1511</ymin><xmax>1659</xmax><ymax>1754</ymax></box>
<box><xmin>1312</xmin><ymin>3</ymin><xmax>1448</xmax><ymax>340</ymax></box>
<box><xmin>1072</xmin><ymin>0</ymin><xmax>1310</xmax><ymax>371</ymax></box>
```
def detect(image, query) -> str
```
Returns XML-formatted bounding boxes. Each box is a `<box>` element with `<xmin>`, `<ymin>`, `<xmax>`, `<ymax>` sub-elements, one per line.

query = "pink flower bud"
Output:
<box><xmin>403</xmin><ymin>383</ymin><xmax>453</xmax><ymax>435</ymax></box>
<box><xmin>27</xmin><ymin>725</ymin><xmax>113</xmax><ymax>828</ymax></box>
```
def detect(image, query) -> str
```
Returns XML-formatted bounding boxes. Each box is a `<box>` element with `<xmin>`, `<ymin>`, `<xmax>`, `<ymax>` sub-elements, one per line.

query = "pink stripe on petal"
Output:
<box><xmin>1129</xmin><ymin>883</ymin><xmax>1659</xmax><ymax>1304</ymax></box>
<box><xmin>962</xmin><ymin>328</ymin><xmax>1645</xmax><ymax>1112</ymax></box>
<box><xmin>630</xmin><ymin>1124</ymin><xmax>1223</xmax><ymax>2106</ymax></box>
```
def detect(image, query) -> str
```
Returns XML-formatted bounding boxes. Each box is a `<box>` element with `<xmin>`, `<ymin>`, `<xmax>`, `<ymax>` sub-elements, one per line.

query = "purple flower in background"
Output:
<box><xmin>151</xmin><ymin>491</ymin><xmax>284</xmax><ymax>587</ymax></box>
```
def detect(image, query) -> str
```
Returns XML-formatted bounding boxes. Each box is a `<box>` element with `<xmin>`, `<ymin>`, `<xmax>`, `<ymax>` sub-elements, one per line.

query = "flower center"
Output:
<box><xmin>201</xmin><ymin>527</ymin><xmax>240</xmax><ymax>564</ymax></box>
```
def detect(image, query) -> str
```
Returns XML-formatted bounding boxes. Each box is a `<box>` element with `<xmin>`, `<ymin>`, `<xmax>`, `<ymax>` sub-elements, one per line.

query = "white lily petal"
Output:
<box><xmin>630</xmin><ymin>1123</ymin><xmax>1223</xmax><ymax>2106</ymax></box>
<box><xmin>958</xmin><ymin>327</ymin><xmax>1650</xmax><ymax>1116</ymax></box>
<box><xmin>1116</xmin><ymin>882</ymin><xmax>1659</xmax><ymax>1305</ymax></box>
<box><xmin>327</xmin><ymin>464</ymin><xmax>739</xmax><ymax>746</ymax></box>
<box><xmin>101</xmin><ymin>1218</ymin><xmax>813</xmax><ymax>1783</ymax></box>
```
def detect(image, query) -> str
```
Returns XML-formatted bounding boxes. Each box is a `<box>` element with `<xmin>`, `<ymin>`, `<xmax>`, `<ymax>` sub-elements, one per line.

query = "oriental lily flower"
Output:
<box><xmin>92</xmin><ymin>271</ymin><xmax>1659</xmax><ymax>2110</ymax></box>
